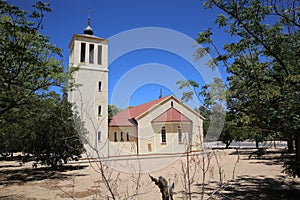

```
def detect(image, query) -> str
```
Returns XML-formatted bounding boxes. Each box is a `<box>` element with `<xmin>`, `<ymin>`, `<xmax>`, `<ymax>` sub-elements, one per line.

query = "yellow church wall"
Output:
<box><xmin>137</xmin><ymin>97</ymin><xmax>203</xmax><ymax>153</ymax></box>
<box><xmin>151</xmin><ymin>123</ymin><xmax>191</xmax><ymax>154</ymax></box>
<box><xmin>108</xmin><ymin>126</ymin><xmax>138</xmax><ymax>156</ymax></box>
<box><xmin>107</xmin><ymin>96</ymin><xmax>204</xmax><ymax>156</ymax></box>
<box><xmin>166</xmin><ymin>98</ymin><xmax>204</xmax><ymax>151</ymax></box>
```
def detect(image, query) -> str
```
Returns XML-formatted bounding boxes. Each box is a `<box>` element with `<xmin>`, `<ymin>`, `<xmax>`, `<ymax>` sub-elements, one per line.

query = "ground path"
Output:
<box><xmin>0</xmin><ymin>148</ymin><xmax>299</xmax><ymax>199</ymax></box>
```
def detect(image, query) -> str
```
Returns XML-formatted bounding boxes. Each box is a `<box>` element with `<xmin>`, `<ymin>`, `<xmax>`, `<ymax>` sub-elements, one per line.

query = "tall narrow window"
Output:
<box><xmin>114</xmin><ymin>132</ymin><xmax>118</xmax><ymax>142</ymax></box>
<box><xmin>178</xmin><ymin>126</ymin><xmax>182</xmax><ymax>143</ymax></box>
<box><xmin>98</xmin><ymin>105</ymin><xmax>102</xmax><ymax>116</ymax></box>
<box><xmin>120</xmin><ymin>132</ymin><xmax>124</xmax><ymax>141</ymax></box>
<box><xmin>80</xmin><ymin>42</ymin><xmax>86</xmax><ymax>63</ymax></box>
<box><xmin>98</xmin><ymin>81</ymin><xmax>102</xmax><ymax>91</ymax></box>
<box><xmin>97</xmin><ymin>131</ymin><xmax>101</xmax><ymax>141</ymax></box>
<box><xmin>89</xmin><ymin>44</ymin><xmax>94</xmax><ymax>63</ymax></box>
<box><xmin>97</xmin><ymin>45</ymin><xmax>102</xmax><ymax>65</ymax></box>
<box><xmin>161</xmin><ymin>126</ymin><xmax>166</xmax><ymax>143</ymax></box>
<box><xmin>126</xmin><ymin>132</ymin><xmax>130</xmax><ymax>141</ymax></box>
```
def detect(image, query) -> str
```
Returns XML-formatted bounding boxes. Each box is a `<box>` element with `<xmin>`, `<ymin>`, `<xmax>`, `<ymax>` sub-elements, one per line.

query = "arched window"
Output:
<box><xmin>126</xmin><ymin>132</ymin><xmax>130</xmax><ymax>141</ymax></box>
<box><xmin>89</xmin><ymin>44</ymin><xmax>94</xmax><ymax>64</ymax></box>
<box><xmin>178</xmin><ymin>126</ymin><xmax>183</xmax><ymax>143</ymax></box>
<box><xmin>98</xmin><ymin>105</ymin><xmax>102</xmax><ymax>116</ymax></box>
<box><xmin>97</xmin><ymin>131</ymin><xmax>101</xmax><ymax>141</ymax></box>
<box><xmin>120</xmin><ymin>132</ymin><xmax>124</xmax><ymax>141</ymax></box>
<box><xmin>80</xmin><ymin>42</ymin><xmax>86</xmax><ymax>63</ymax></box>
<box><xmin>161</xmin><ymin>126</ymin><xmax>166</xmax><ymax>143</ymax></box>
<box><xmin>98</xmin><ymin>81</ymin><xmax>102</xmax><ymax>91</ymax></box>
<box><xmin>114</xmin><ymin>131</ymin><xmax>118</xmax><ymax>142</ymax></box>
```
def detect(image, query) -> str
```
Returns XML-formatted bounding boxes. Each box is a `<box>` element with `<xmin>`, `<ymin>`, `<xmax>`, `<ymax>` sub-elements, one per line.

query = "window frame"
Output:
<box><xmin>161</xmin><ymin>126</ymin><xmax>166</xmax><ymax>144</ymax></box>
<box><xmin>80</xmin><ymin>42</ymin><xmax>86</xmax><ymax>63</ymax></box>
<box><xmin>114</xmin><ymin>131</ymin><xmax>118</xmax><ymax>142</ymax></box>
<box><xmin>89</xmin><ymin>44</ymin><xmax>94</xmax><ymax>64</ymax></box>
<box><xmin>120</xmin><ymin>132</ymin><xmax>124</xmax><ymax>142</ymax></box>
<box><xmin>98</xmin><ymin>81</ymin><xmax>102</xmax><ymax>91</ymax></box>
<box><xmin>97</xmin><ymin>131</ymin><xmax>101</xmax><ymax>141</ymax></box>
<box><xmin>98</xmin><ymin>105</ymin><xmax>102</xmax><ymax>116</ymax></box>
<box><xmin>178</xmin><ymin>126</ymin><xmax>183</xmax><ymax>144</ymax></box>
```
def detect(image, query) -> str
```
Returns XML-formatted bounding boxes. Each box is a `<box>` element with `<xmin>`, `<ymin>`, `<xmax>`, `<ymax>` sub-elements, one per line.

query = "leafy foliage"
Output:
<box><xmin>108</xmin><ymin>104</ymin><xmax>122</xmax><ymax>119</ymax></box>
<box><xmin>0</xmin><ymin>1</ymin><xmax>85</xmax><ymax>167</ymax></box>
<box><xmin>177</xmin><ymin>78</ymin><xmax>227</xmax><ymax>142</ymax></box>
<box><xmin>196</xmin><ymin>0</ymin><xmax>300</xmax><ymax>175</ymax></box>
<box><xmin>28</xmin><ymin>98</ymin><xmax>85</xmax><ymax>166</ymax></box>
<box><xmin>0</xmin><ymin>0</ymin><xmax>65</xmax><ymax>116</ymax></box>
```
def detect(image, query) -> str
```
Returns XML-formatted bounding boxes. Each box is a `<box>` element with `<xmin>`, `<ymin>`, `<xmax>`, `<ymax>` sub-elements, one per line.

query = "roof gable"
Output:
<box><xmin>109</xmin><ymin>95</ymin><xmax>204</xmax><ymax>127</ymax></box>
<box><xmin>151</xmin><ymin>107</ymin><xmax>192</xmax><ymax>123</ymax></box>
<box><xmin>109</xmin><ymin>95</ymin><xmax>171</xmax><ymax>126</ymax></box>
<box><xmin>135</xmin><ymin>95</ymin><xmax>205</xmax><ymax>120</ymax></box>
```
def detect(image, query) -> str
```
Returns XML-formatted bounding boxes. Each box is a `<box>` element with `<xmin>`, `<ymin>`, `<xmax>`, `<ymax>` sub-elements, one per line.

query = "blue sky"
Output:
<box><xmin>8</xmin><ymin>0</ymin><xmax>229</xmax><ymax>109</ymax></box>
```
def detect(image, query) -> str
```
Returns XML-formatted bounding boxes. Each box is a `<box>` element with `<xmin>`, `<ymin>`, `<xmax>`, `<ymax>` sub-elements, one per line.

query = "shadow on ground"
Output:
<box><xmin>213</xmin><ymin>175</ymin><xmax>300</xmax><ymax>200</ymax></box>
<box><xmin>0</xmin><ymin>165</ymin><xmax>88</xmax><ymax>185</ymax></box>
<box><xmin>228</xmin><ymin>149</ymin><xmax>288</xmax><ymax>166</ymax></box>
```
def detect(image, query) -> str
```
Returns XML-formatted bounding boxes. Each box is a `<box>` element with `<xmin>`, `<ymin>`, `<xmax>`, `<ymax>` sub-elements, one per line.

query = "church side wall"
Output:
<box><xmin>108</xmin><ymin>126</ymin><xmax>138</xmax><ymax>156</ymax></box>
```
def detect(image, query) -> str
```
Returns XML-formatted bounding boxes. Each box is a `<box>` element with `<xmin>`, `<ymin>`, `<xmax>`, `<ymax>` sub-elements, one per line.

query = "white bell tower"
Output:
<box><xmin>68</xmin><ymin>17</ymin><xmax>108</xmax><ymax>157</ymax></box>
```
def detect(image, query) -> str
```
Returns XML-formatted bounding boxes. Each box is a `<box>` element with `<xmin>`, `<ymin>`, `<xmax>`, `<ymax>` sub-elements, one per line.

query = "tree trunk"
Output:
<box><xmin>149</xmin><ymin>175</ymin><xmax>174</xmax><ymax>200</ymax></box>
<box><xmin>295</xmin><ymin>134</ymin><xmax>300</xmax><ymax>162</ymax></box>
<box><xmin>294</xmin><ymin>134</ymin><xmax>300</xmax><ymax>177</ymax></box>
<box><xmin>225</xmin><ymin>140</ymin><xmax>232</xmax><ymax>149</ymax></box>
<box><xmin>287</xmin><ymin>136</ymin><xmax>294</xmax><ymax>153</ymax></box>
<box><xmin>255</xmin><ymin>139</ymin><xmax>259</xmax><ymax>149</ymax></box>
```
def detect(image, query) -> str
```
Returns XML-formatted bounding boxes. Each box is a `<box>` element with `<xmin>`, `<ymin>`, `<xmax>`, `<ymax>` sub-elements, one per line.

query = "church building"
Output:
<box><xmin>68</xmin><ymin>19</ymin><xmax>204</xmax><ymax>157</ymax></box>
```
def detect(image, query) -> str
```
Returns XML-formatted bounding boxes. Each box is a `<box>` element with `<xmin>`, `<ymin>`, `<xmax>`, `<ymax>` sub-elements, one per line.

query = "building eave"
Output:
<box><xmin>135</xmin><ymin>95</ymin><xmax>172</xmax><ymax>120</ymax></box>
<box><xmin>68</xmin><ymin>34</ymin><xmax>108</xmax><ymax>49</ymax></box>
<box><xmin>135</xmin><ymin>95</ymin><xmax>205</xmax><ymax>120</ymax></box>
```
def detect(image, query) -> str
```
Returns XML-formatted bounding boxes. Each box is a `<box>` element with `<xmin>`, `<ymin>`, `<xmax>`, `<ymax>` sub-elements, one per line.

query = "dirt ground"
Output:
<box><xmin>0</xmin><ymin>148</ymin><xmax>299</xmax><ymax>199</ymax></box>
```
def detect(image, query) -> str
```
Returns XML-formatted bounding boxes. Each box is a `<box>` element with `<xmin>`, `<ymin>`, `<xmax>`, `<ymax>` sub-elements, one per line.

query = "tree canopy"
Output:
<box><xmin>0</xmin><ymin>1</ymin><xmax>85</xmax><ymax>167</ymax></box>
<box><xmin>192</xmin><ymin>0</ymin><xmax>300</xmax><ymax>175</ymax></box>
<box><xmin>0</xmin><ymin>0</ymin><xmax>65</xmax><ymax>116</ymax></box>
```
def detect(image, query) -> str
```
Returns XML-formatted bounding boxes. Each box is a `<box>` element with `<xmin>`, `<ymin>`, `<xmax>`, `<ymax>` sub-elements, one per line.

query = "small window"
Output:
<box><xmin>126</xmin><ymin>132</ymin><xmax>130</xmax><ymax>141</ymax></box>
<box><xmin>98</xmin><ymin>105</ymin><xmax>102</xmax><ymax>116</ymax></box>
<box><xmin>171</xmin><ymin>101</ymin><xmax>173</xmax><ymax>107</ymax></box>
<box><xmin>97</xmin><ymin>131</ymin><xmax>101</xmax><ymax>141</ymax></box>
<box><xmin>80</xmin><ymin>42</ymin><xmax>86</xmax><ymax>63</ymax></box>
<box><xmin>97</xmin><ymin>45</ymin><xmax>102</xmax><ymax>65</ymax></box>
<box><xmin>161</xmin><ymin>126</ymin><xmax>166</xmax><ymax>143</ymax></box>
<box><xmin>120</xmin><ymin>132</ymin><xmax>124</xmax><ymax>141</ymax></box>
<box><xmin>114</xmin><ymin>132</ymin><xmax>118</xmax><ymax>142</ymax></box>
<box><xmin>89</xmin><ymin>44</ymin><xmax>94</xmax><ymax>64</ymax></box>
<box><xmin>178</xmin><ymin>126</ymin><xmax>182</xmax><ymax>143</ymax></box>
<box><xmin>98</xmin><ymin>81</ymin><xmax>102</xmax><ymax>91</ymax></box>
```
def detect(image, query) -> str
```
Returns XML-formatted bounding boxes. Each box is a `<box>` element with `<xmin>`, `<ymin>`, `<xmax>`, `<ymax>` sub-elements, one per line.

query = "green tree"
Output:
<box><xmin>26</xmin><ymin>97</ymin><xmax>85</xmax><ymax>167</ymax></box>
<box><xmin>0</xmin><ymin>0</ymin><xmax>65</xmax><ymax>116</ymax></box>
<box><xmin>108</xmin><ymin>104</ymin><xmax>122</xmax><ymax>119</ymax></box>
<box><xmin>196</xmin><ymin>0</ymin><xmax>300</xmax><ymax>175</ymax></box>
<box><xmin>177</xmin><ymin>78</ymin><xmax>227</xmax><ymax>141</ymax></box>
<box><xmin>0</xmin><ymin>1</ymin><xmax>85</xmax><ymax>167</ymax></box>
<box><xmin>0</xmin><ymin>96</ymin><xmax>86</xmax><ymax>167</ymax></box>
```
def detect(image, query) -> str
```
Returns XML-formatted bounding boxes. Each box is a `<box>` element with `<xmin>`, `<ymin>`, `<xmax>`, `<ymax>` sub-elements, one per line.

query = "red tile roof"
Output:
<box><xmin>151</xmin><ymin>107</ymin><xmax>192</xmax><ymax>123</ymax></box>
<box><xmin>109</xmin><ymin>95</ymin><xmax>171</xmax><ymax>126</ymax></box>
